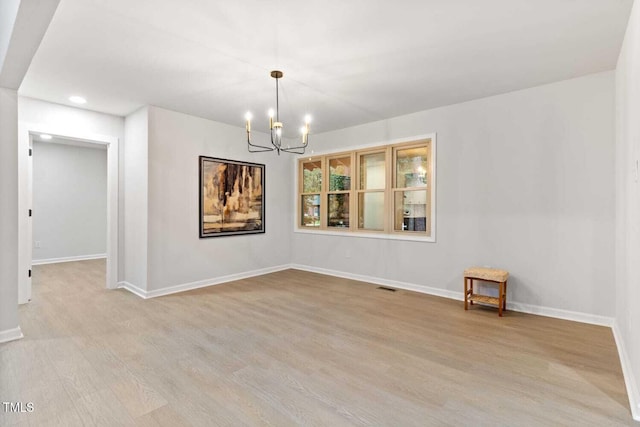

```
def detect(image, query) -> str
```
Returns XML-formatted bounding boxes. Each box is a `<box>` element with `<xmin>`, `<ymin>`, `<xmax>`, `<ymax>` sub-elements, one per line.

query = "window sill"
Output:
<box><xmin>293</xmin><ymin>227</ymin><xmax>436</xmax><ymax>243</ymax></box>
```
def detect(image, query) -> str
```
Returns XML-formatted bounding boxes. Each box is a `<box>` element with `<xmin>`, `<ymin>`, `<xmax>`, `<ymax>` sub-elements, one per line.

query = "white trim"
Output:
<box><xmin>290</xmin><ymin>263</ymin><xmax>460</xmax><ymax>301</ymax></box>
<box><xmin>121</xmin><ymin>263</ymin><xmax>616</xmax><ymax>329</ymax></box>
<box><xmin>32</xmin><ymin>253</ymin><xmax>107</xmax><ymax>265</ymax></box>
<box><xmin>289</xmin><ymin>264</ymin><xmax>614</xmax><ymax>327</ymax></box>
<box><xmin>506</xmin><ymin>301</ymin><xmax>614</xmax><ymax>327</ymax></box>
<box><xmin>18</xmin><ymin>121</ymin><xmax>119</xmax><ymax>303</ymax></box>
<box><xmin>0</xmin><ymin>327</ymin><xmax>24</xmax><ymax>344</ymax></box>
<box><xmin>117</xmin><ymin>265</ymin><xmax>291</xmax><ymax>299</ymax></box>
<box><xmin>613</xmin><ymin>321</ymin><xmax>640</xmax><ymax>421</ymax></box>
<box><xmin>294</xmin><ymin>228</ymin><xmax>436</xmax><ymax>242</ymax></box>
<box><xmin>295</xmin><ymin>133</ymin><xmax>437</xmax><ymax>157</ymax></box>
<box><xmin>117</xmin><ymin>281</ymin><xmax>148</xmax><ymax>299</ymax></box>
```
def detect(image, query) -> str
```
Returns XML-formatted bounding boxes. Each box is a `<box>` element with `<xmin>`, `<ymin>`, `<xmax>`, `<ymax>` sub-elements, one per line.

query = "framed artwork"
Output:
<box><xmin>199</xmin><ymin>156</ymin><xmax>265</xmax><ymax>238</ymax></box>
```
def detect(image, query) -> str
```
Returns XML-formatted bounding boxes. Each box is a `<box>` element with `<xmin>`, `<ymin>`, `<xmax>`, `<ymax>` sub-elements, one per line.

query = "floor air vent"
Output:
<box><xmin>377</xmin><ymin>286</ymin><xmax>397</xmax><ymax>292</ymax></box>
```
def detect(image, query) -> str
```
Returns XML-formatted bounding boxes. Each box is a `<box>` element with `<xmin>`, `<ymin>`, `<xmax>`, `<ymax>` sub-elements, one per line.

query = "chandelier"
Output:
<box><xmin>245</xmin><ymin>70</ymin><xmax>311</xmax><ymax>155</ymax></box>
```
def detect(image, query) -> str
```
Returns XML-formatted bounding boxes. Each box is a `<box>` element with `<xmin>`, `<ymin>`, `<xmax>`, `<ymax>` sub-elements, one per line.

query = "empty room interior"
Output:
<box><xmin>1</xmin><ymin>0</ymin><xmax>640</xmax><ymax>425</ymax></box>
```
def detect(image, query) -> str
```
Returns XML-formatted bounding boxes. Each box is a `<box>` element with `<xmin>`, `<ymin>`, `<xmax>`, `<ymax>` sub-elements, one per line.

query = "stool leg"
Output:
<box><xmin>464</xmin><ymin>277</ymin><xmax>468</xmax><ymax>310</ymax></box>
<box><xmin>503</xmin><ymin>280</ymin><xmax>507</xmax><ymax>311</ymax></box>
<box><xmin>498</xmin><ymin>282</ymin><xmax>504</xmax><ymax>317</ymax></box>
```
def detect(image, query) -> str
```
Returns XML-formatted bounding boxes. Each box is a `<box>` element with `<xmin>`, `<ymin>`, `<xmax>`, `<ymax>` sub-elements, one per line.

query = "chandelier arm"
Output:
<box><xmin>248</xmin><ymin>145</ymin><xmax>275</xmax><ymax>152</ymax></box>
<box><xmin>280</xmin><ymin>147</ymin><xmax>307</xmax><ymax>155</ymax></box>
<box><xmin>247</xmin><ymin>131</ymin><xmax>275</xmax><ymax>152</ymax></box>
<box><xmin>280</xmin><ymin>140</ymin><xmax>308</xmax><ymax>154</ymax></box>
<box><xmin>279</xmin><ymin>136</ymin><xmax>309</xmax><ymax>152</ymax></box>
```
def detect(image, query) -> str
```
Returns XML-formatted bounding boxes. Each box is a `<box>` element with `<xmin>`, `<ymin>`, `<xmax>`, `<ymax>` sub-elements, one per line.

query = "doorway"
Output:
<box><xmin>19</xmin><ymin>126</ymin><xmax>118</xmax><ymax>303</ymax></box>
<box><xmin>31</xmin><ymin>135</ymin><xmax>108</xmax><ymax>268</ymax></box>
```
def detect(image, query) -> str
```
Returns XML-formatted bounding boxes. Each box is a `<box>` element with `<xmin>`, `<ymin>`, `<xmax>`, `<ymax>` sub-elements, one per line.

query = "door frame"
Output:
<box><xmin>18</xmin><ymin>122</ymin><xmax>119</xmax><ymax>303</ymax></box>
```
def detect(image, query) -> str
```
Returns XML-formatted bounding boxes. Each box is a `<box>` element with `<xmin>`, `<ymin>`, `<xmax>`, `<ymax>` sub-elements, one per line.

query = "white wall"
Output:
<box><xmin>0</xmin><ymin>1</ymin><xmax>20</xmax><ymax>71</ymax></box>
<box><xmin>0</xmin><ymin>87</ymin><xmax>21</xmax><ymax>342</ymax></box>
<box><xmin>32</xmin><ymin>141</ymin><xmax>107</xmax><ymax>262</ymax></box>
<box><xmin>144</xmin><ymin>106</ymin><xmax>291</xmax><ymax>292</ymax></box>
<box><xmin>292</xmin><ymin>72</ymin><xmax>615</xmax><ymax>320</ymax></box>
<box><xmin>615</xmin><ymin>0</ymin><xmax>640</xmax><ymax>419</ymax></box>
<box><xmin>0</xmin><ymin>0</ymin><xmax>59</xmax><ymax>89</ymax></box>
<box><xmin>123</xmin><ymin>107</ymin><xmax>148</xmax><ymax>290</ymax></box>
<box><xmin>18</xmin><ymin>97</ymin><xmax>124</xmax><ymax>301</ymax></box>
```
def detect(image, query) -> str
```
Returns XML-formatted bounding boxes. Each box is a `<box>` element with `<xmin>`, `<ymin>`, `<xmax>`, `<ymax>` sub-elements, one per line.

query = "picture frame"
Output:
<box><xmin>199</xmin><ymin>156</ymin><xmax>265</xmax><ymax>238</ymax></box>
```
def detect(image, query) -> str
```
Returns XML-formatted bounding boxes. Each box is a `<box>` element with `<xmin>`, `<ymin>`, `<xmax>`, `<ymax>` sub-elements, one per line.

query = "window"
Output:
<box><xmin>393</xmin><ymin>144</ymin><xmax>430</xmax><ymax>235</ymax></box>
<box><xmin>358</xmin><ymin>151</ymin><xmax>385</xmax><ymax>231</ymax></box>
<box><xmin>300</xmin><ymin>159</ymin><xmax>322</xmax><ymax>227</ymax></box>
<box><xmin>297</xmin><ymin>136</ymin><xmax>435</xmax><ymax>240</ymax></box>
<box><xmin>328</xmin><ymin>156</ymin><xmax>351</xmax><ymax>228</ymax></box>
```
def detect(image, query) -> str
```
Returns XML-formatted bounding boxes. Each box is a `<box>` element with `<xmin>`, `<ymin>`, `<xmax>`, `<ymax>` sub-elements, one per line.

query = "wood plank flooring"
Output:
<box><xmin>0</xmin><ymin>260</ymin><xmax>636</xmax><ymax>426</ymax></box>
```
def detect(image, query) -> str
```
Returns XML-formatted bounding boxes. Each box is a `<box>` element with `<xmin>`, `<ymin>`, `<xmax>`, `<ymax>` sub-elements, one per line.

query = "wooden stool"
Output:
<box><xmin>464</xmin><ymin>267</ymin><xmax>509</xmax><ymax>316</ymax></box>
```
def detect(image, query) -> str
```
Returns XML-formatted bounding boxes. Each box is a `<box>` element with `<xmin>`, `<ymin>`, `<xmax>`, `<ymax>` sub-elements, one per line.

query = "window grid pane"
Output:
<box><xmin>329</xmin><ymin>157</ymin><xmax>351</xmax><ymax>191</ymax></box>
<box><xmin>358</xmin><ymin>191</ymin><xmax>384</xmax><ymax>230</ymax></box>
<box><xmin>302</xmin><ymin>160</ymin><xmax>322</xmax><ymax>193</ymax></box>
<box><xmin>394</xmin><ymin>190</ymin><xmax>427</xmax><ymax>232</ymax></box>
<box><xmin>301</xmin><ymin>195</ymin><xmax>320</xmax><ymax>227</ymax></box>
<box><xmin>395</xmin><ymin>146</ymin><xmax>428</xmax><ymax>188</ymax></box>
<box><xmin>328</xmin><ymin>194</ymin><xmax>349</xmax><ymax>228</ymax></box>
<box><xmin>359</xmin><ymin>152</ymin><xmax>385</xmax><ymax>190</ymax></box>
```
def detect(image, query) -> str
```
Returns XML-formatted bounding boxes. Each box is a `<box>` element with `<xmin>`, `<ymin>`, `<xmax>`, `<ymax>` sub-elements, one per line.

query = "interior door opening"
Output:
<box><xmin>21</xmin><ymin>129</ymin><xmax>118</xmax><ymax>303</ymax></box>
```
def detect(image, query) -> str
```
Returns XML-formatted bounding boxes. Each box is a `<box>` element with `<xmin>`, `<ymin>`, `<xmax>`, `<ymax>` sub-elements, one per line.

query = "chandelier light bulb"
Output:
<box><xmin>268</xmin><ymin>109</ymin><xmax>275</xmax><ymax>118</ymax></box>
<box><xmin>245</xmin><ymin>111</ymin><xmax>252</xmax><ymax>132</ymax></box>
<box><xmin>304</xmin><ymin>114</ymin><xmax>312</xmax><ymax>124</ymax></box>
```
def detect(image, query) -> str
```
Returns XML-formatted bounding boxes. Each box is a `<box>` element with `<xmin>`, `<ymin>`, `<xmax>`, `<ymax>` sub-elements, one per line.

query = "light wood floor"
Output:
<box><xmin>0</xmin><ymin>260</ymin><xmax>635</xmax><ymax>426</ymax></box>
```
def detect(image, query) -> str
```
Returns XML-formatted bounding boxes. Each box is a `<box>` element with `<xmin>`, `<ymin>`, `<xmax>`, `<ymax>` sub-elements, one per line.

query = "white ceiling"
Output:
<box><xmin>19</xmin><ymin>0</ymin><xmax>633</xmax><ymax>136</ymax></box>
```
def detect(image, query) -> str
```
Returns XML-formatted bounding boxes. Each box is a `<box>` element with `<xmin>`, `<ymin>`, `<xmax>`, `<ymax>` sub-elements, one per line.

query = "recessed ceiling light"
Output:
<box><xmin>40</xmin><ymin>134</ymin><xmax>52</xmax><ymax>140</ymax></box>
<box><xmin>69</xmin><ymin>95</ymin><xmax>87</xmax><ymax>104</ymax></box>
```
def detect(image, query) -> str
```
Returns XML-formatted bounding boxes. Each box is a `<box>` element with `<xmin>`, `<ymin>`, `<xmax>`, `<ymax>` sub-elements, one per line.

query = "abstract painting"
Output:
<box><xmin>199</xmin><ymin>156</ymin><xmax>265</xmax><ymax>237</ymax></box>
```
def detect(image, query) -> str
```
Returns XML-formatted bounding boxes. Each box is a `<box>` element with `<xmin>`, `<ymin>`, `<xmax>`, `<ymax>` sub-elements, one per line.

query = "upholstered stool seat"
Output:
<box><xmin>464</xmin><ymin>267</ymin><xmax>510</xmax><ymax>316</ymax></box>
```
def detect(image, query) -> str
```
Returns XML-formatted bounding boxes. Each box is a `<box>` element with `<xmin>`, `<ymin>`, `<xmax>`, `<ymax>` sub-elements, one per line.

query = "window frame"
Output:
<box><xmin>391</xmin><ymin>141</ymin><xmax>432</xmax><ymax>236</ymax></box>
<box><xmin>295</xmin><ymin>134</ymin><xmax>436</xmax><ymax>242</ymax></box>
<box><xmin>356</xmin><ymin>148</ymin><xmax>388</xmax><ymax>232</ymax></box>
<box><xmin>326</xmin><ymin>153</ymin><xmax>354</xmax><ymax>230</ymax></box>
<box><xmin>299</xmin><ymin>158</ymin><xmax>323</xmax><ymax>228</ymax></box>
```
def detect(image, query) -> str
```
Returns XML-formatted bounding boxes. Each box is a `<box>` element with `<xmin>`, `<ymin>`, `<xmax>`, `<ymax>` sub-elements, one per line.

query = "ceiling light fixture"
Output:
<box><xmin>39</xmin><ymin>134</ymin><xmax>52</xmax><ymax>140</ymax></box>
<box><xmin>69</xmin><ymin>95</ymin><xmax>87</xmax><ymax>104</ymax></box>
<box><xmin>245</xmin><ymin>70</ymin><xmax>311</xmax><ymax>155</ymax></box>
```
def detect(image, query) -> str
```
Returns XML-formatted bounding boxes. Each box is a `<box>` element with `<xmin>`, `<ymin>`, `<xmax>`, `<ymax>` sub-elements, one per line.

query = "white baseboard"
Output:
<box><xmin>289</xmin><ymin>264</ymin><xmax>614</xmax><ymax>327</ymax></box>
<box><xmin>613</xmin><ymin>321</ymin><xmax>640</xmax><ymax>421</ymax></box>
<box><xmin>117</xmin><ymin>281</ymin><xmax>148</xmax><ymax>299</ymax></box>
<box><xmin>506</xmin><ymin>302</ymin><xmax>614</xmax><ymax>327</ymax></box>
<box><xmin>117</xmin><ymin>264</ymin><xmax>292</xmax><ymax>299</ymax></box>
<box><xmin>32</xmin><ymin>253</ymin><xmax>106</xmax><ymax>265</ymax></box>
<box><xmin>290</xmin><ymin>263</ymin><xmax>462</xmax><ymax>301</ymax></box>
<box><xmin>119</xmin><ymin>263</ymin><xmax>616</xmax><ymax>328</ymax></box>
<box><xmin>0</xmin><ymin>326</ymin><xmax>24</xmax><ymax>344</ymax></box>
